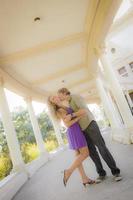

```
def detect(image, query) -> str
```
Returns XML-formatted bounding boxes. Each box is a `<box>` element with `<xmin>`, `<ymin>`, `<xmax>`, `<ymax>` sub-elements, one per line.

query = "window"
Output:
<box><xmin>129</xmin><ymin>62</ymin><xmax>133</xmax><ymax>72</ymax></box>
<box><xmin>118</xmin><ymin>66</ymin><xmax>128</xmax><ymax>77</ymax></box>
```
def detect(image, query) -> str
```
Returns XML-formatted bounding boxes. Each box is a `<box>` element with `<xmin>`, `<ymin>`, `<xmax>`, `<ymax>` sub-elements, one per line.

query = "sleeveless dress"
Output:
<box><xmin>67</xmin><ymin>107</ymin><xmax>87</xmax><ymax>150</ymax></box>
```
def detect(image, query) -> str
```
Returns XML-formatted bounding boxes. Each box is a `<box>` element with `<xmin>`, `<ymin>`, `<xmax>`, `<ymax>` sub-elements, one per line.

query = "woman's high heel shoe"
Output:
<box><xmin>83</xmin><ymin>179</ymin><xmax>95</xmax><ymax>187</ymax></box>
<box><xmin>63</xmin><ymin>170</ymin><xmax>68</xmax><ymax>187</ymax></box>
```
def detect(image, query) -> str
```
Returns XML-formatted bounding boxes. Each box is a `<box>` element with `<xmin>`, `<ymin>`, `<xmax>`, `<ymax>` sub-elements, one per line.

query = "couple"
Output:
<box><xmin>48</xmin><ymin>88</ymin><xmax>122</xmax><ymax>187</ymax></box>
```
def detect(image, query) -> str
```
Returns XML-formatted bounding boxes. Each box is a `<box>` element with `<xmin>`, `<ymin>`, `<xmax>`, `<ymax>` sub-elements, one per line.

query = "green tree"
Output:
<box><xmin>0</xmin><ymin>106</ymin><xmax>61</xmax><ymax>180</ymax></box>
<box><xmin>37</xmin><ymin>111</ymin><xmax>55</xmax><ymax>141</ymax></box>
<box><xmin>12</xmin><ymin>107</ymin><xmax>36</xmax><ymax>144</ymax></box>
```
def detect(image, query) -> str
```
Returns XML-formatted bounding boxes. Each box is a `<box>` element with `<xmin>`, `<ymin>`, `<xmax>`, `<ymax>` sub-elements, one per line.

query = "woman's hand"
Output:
<box><xmin>63</xmin><ymin>114</ymin><xmax>72</xmax><ymax>122</ymax></box>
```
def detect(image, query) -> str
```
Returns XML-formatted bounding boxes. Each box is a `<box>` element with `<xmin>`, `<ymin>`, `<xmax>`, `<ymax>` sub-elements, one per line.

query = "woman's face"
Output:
<box><xmin>50</xmin><ymin>95</ymin><xmax>61</xmax><ymax>105</ymax></box>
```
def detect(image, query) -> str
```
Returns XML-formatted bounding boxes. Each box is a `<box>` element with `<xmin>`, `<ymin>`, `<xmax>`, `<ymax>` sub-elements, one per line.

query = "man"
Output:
<box><xmin>57</xmin><ymin>88</ymin><xmax>122</xmax><ymax>183</ymax></box>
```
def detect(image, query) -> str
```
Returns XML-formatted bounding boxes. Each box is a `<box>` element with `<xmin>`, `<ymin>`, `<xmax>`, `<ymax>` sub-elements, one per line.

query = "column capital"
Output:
<box><xmin>94</xmin><ymin>44</ymin><xmax>107</xmax><ymax>57</ymax></box>
<box><xmin>24</xmin><ymin>96</ymin><xmax>32</xmax><ymax>103</ymax></box>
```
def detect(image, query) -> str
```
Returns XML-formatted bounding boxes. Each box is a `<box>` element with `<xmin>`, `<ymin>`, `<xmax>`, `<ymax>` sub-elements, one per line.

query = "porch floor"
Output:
<box><xmin>13</xmin><ymin>132</ymin><xmax>133</xmax><ymax>200</ymax></box>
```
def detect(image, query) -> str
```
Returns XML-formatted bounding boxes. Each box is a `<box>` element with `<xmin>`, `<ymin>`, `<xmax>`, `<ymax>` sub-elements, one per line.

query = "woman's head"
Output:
<box><xmin>47</xmin><ymin>95</ymin><xmax>61</xmax><ymax>119</ymax></box>
<box><xmin>48</xmin><ymin>95</ymin><xmax>60</xmax><ymax>105</ymax></box>
<box><xmin>48</xmin><ymin>95</ymin><xmax>60</xmax><ymax>110</ymax></box>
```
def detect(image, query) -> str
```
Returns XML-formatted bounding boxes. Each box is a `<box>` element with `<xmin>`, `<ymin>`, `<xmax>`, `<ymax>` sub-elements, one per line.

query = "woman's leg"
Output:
<box><xmin>64</xmin><ymin>146</ymin><xmax>89</xmax><ymax>181</ymax></box>
<box><xmin>75</xmin><ymin>150</ymin><xmax>90</xmax><ymax>183</ymax></box>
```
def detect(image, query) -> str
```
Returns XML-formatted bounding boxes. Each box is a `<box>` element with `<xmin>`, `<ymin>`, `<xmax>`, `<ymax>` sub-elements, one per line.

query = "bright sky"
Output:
<box><xmin>4</xmin><ymin>89</ymin><xmax>47</xmax><ymax>115</ymax></box>
<box><xmin>88</xmin><ymin>104</ymin><xmax>104</xmax><ymax>121</ymax></box>
<box><xmin>4</xmin><ymin>89</ymin><xmax>103</xmax><ymax>121</ymax></box>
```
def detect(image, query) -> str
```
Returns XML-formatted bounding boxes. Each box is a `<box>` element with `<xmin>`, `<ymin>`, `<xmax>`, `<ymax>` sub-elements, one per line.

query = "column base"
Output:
<box><xmin>111</xmin><ymin>127</ymin><xmax>132</xmax><ymax>144</ymax></box>
<box><xmin>39</xmin><ymin>151</ymin><xmax>49</xmax><ymax>162</ymax></box>
<box><xmin>59</xmin><ymin>143</ymin><xmax>66</xmax><ymax>150</ymax></box>
<box><xmin>11</xmin><ymin>163</ymin><xmax>30</xmax><ymax>177</ymax></box>
<box><xmin>128</xmin><ymin>127</ymin><xmax>133</xmax><ymax>144</ymax></box>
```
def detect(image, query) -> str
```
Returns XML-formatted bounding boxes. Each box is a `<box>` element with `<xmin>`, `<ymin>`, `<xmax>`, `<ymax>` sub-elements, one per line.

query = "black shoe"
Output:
<box><xmin>95</xmin><ymin>175</ymin><xmax>106</xmax><ymax>184</ymax></box>
<box><xmin>113</xmin><ymin>174</ymin><xmax>122</xmax><ymax>182</ymax></box>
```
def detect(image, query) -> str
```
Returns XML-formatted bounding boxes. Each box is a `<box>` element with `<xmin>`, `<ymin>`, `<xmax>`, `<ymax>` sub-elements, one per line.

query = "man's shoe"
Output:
<box><xmin>95</xmin><ymin>176</ymin><xmax>106</xmax><ymax>184</ymax></box>
<box><xmin>114</xmin><ymin>174</ymin><xmax>122</xmax><ymax>182</ymax></box>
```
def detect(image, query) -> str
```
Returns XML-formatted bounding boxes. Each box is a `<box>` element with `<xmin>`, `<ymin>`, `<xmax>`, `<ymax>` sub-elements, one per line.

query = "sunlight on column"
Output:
<box><xmin>4</xmin><ymin>89</ymin><xmax>26</xmax><ymax>111</ymax></box>
<box><xmin>4</xmin><ymin>89</ymin><xmax>39</xmax><ymax>164</ymax></box>
<box><xmin>88</xmin><ymin>104</ymin><xmax>109</xmax><ymax>129</ymax></box>
<box><xmin>32</xmin><ymin>101</ymin><xmax>59</xmax><ymax>152</ymax></box>
<box><xmin>113</xmin><ymin>0</ymin><xmax>131</xmax><ymax>22</ymax></box>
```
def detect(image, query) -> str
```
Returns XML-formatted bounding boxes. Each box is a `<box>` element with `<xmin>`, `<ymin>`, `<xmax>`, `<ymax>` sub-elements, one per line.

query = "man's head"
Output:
<box><xmin>57</xmin><ymin>88</ymin><xmax>71</xmax><ymax>101</ymax></box>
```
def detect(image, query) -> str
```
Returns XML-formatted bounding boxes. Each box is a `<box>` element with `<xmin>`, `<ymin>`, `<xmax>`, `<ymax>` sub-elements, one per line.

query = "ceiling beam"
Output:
<box><xmin>84</xmin><ymin>0</ymin><xmax>100</xmax><ymax>35</ymax></box>
<box><xmin>71</xmin><ymin>88</ymin><xmax>88</xmax><ymax>95</ymax></box>
<box><xmin>0</xmin><ymin>68</ymin><xmax>49</xmax><ymax>103</ymax></box>
<box><xmin>71</xmin><ymin>78</ymin><xmax>96</xmax><ymax>92</ymax></box>
<box><xmin>84</xmin><ymin>0</ymin><xmax>100</xmax><ymax>66</ymax></box>
<box><xmin>85</xmin><ymin>0</ymin><xmax>122</xmax><ymax>68</ymax></box>
<box><xmin>84</xmin><ymin>0</ymin><xmax>100</xmax><ymax>67</ymax></box>
<box><xmin>68</xmin><ymin>77</ymin><xmax>90</xmax><ymax>89</ymax></box>
<box><xmin>32</xmin><ymin>63</ymin><xmax>85</xmax><ymax>86</ymax></box>
<box><xmin>0</xmin><ymin>32</ymin><xmax>87</xmax><ymax>64</ymax></box>
<box><xmin>85</xmin><ymin>95</ymin><xmax>100</xmax><ymax>104</ymax></box>
<box><xmin>78</xmin><ymin>88</ymin><xmax>90</xmax><ymax>94</ymax></box>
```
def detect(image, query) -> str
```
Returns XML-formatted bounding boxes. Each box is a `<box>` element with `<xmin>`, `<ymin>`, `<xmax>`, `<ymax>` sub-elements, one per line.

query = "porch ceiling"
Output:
<box><xmin>0</xmin><ymin>0</ymin><xmax>122</xmax><ymax>103</ymax></box>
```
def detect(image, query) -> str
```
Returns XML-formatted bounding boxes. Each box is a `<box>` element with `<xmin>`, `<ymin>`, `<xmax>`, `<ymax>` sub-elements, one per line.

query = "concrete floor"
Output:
<box><xmin>13</xmin><ymin>133</ymin><xmax>133</xmax><ymax>200</ymax></box>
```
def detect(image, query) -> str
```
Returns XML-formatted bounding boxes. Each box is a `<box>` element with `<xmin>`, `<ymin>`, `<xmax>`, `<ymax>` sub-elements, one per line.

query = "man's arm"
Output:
<box><xmin>58</xmin><ymin>108</ymin><xmax>84</xmax><ymax>128</ymax></box>
<box><xmin>64</xmin><ymin>109</ymin><xmax>87</xmax><ymax>122</ymax></box>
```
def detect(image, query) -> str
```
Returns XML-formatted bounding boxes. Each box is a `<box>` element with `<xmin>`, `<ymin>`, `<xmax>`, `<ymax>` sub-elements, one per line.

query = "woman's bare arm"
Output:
<box><xmin>63</xmin><ymin>109</ymin><xmax>87</xmax><ymax>123</ymax></box>
<box><xmin>63</xmin><ymin>116</ymin><xmax>82</xmax><ymax>128</ymax></box>
<box><xmin>57</xmin><ymin>108</ymin><xmax>82</xmax><ymax>128</ymax></box>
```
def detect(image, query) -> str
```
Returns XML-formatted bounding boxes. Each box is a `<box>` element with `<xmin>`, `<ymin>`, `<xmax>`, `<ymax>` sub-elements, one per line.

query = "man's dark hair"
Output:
<box><xmin>58</xmin><ymin>88</ymin><xmax>71</xmax><ymax>95</ymax></box>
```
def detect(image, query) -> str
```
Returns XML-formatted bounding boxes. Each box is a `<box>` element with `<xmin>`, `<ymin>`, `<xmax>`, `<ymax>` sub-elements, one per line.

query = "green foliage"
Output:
<box><xmin>45</xmin><ymin>139</ymin><xmax>58</xmax><ymax>152</ymax></box>
<box><xmin>12</xmin><ymin>107</ymin><xmax>36</xmax><ymax>144</ymax></box>
<box><xmin>21</xmin><ymin>143</ymin><xmax>40</xmax><ymax>163</ymax></box>
<box><xmin>60</xmin><ymin>126</ymin><xmax>68</xmax><ymax>144</ymax></box>
<box><xmin>0</xmin><ymin>106</ymin><xmax>61</xmax><ymax>180</ymax></box>
<box><xmin>37</xmin><ymin>111</ymin><xmax>55</xmax><ymax>140</ymax></box>
<box><xmin>0</xmin><ymin>154</ymin><xmax>12</xmax><ymax>180</ymax></box>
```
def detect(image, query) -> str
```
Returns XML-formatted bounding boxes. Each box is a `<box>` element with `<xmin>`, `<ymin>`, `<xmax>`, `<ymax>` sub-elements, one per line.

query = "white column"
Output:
<box><xmin>0</xmin><ymin>83</ymin><xmax>25</xmax><ymax>172</ymax></box>
<box><xmin>98</xmin><ymin>46</ymin><xmax>133</xmax><ymax>143</ymax></box>
<box><xmin>47</xmin><ymin>110</ymin><xmax>64</xmax><ymax>147</ymax></box>
<box><xmin>96</xmin><ymin>78</ymin><xmax>123</xmax><ymax>141</ymax></box>
<box><xmin>25</xmin><ymin>98</ymin><xmax>48</xmax><ymax>159</ymax></box>
<box><xmin>51</xmin><ymin>117</ymin><xmax>64</xmax><ymax>147</ymax></box>
<box><xmin>106</xmin><ymin>90</ymin><xmax>124</xmax><ymax>125</ymax></box>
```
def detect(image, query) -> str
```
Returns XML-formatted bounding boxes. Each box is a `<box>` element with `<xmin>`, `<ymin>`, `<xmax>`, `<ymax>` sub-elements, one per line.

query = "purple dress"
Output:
<box><xmin>67</xmin><ymin>107</ymin><xmax>87</xmax><ymax>150</ymax></box>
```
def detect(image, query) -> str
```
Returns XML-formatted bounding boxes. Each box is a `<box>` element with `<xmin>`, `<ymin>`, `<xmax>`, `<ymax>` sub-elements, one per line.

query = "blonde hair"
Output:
<box><xmin>58</xmin><ymin>88</ymin><xmax>71</xmax><ymax>95</ymax></box>
<box><xmin>47</xmin><ymin>96</ymin><xmax>61</xmax><ymax>121</ymax></box>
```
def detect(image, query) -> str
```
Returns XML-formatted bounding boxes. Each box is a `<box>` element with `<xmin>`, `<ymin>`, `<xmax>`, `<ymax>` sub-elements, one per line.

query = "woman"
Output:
<box><xmin>48</xmin><ymin>95</ymin><xmax>95</xmax><ymax>187</ymax></box>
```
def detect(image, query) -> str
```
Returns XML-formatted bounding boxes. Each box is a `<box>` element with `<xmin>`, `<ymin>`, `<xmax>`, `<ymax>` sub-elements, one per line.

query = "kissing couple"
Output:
<box><xmin>48</xmin><ymin>88</ymin><xmax>122</xmax><ymax>187</ymax></box>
